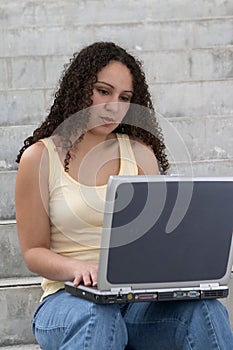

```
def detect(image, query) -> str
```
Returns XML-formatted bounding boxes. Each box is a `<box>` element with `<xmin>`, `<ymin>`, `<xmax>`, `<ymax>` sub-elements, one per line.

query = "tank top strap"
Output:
<box><xmin>40</xmin><ymin>137</ymin><xmax>62</xmax><ymax>189</ymax></box>
<box><xmin>116</xmin><ymin>133</ymin><xmax>138</xmax><ymax>175</ymax></box>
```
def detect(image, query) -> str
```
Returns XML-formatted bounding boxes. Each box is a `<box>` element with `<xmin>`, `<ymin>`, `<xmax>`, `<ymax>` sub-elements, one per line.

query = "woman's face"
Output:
<box><xmin>87</xmin><ymin>61</ymin><xmax>133</xmax><ymax>135</ymax></box>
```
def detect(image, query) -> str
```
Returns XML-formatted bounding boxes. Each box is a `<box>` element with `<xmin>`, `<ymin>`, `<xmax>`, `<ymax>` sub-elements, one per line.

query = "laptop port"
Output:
<box><xmin>135</xmin><ymin>293</ymin><xmax>157</xmax><ymax>300</ymax></box>
<box><xmin>174</xmin><ymin>291</ymin><xmax>186</xmax><ymax>298</ymax></box>
<box><xmin>188</xmin><ymin>291</ymin><xmax>200</xmax><ymax>298</ymax></box>
<box><xmin>107</xmin><ymin>296</ymin><xmax>116</xmax><ymax>301</ymax></box>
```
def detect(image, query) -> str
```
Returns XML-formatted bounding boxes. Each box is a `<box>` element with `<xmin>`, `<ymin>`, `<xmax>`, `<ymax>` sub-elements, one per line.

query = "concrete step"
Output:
<box><xmin>1</xmin><ymin>0</ymin><xmax>233</xmax><ymax>28</ymax></box>
<box><xmin>152</xmin><ymin>80</ymin><xmax>233</xmax><ymax>119</ymax></box>
<box><xmin>0</xmin><ymin>222</ymin><xmax>36</xmax><ymax>278</ymax></box>
<box><xmin>0</xmin><ymin>125</ymin><xmax>36</xmax><ymax>171</ymax></box>
<box><xmin>142</xmin><ymin>47</ymin><xmax>233</xmax><ymax>85</ymax></box>
<box><xmin>0</xmin><ymin>172</ymin><xmax>16</xmax><ymax>220</ymax></box>
<box><xmin>168</xmin><ymin>159</ymin><xmax>233</xmax><ymax>177</ymax></box>
<box><xmin>1</xmin><ymin>15</ymin><xmax>233</xmax><ymax>59</ymax></box>
<box><xmin>0</xmin><ymin>277</ymin><xmax>42</xmax><ymax>347</ymax></box>
<box><xmin>160</xmin><ymin>115</ymin><xmax>233</xmax><ymax>168</ymax></box>
<box><xmin>0</xmin><ymin>345</ymin><xmax>40</xmax><ymax>350</ymax></box>
<box><xmin>1</xmin><ymin>47</ymin><xmax>232</xmax><ymax>94</ymax></box>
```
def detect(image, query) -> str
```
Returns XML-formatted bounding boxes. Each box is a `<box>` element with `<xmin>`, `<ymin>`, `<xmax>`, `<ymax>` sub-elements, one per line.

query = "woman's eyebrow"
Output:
<box><xmin>96</xmin><ymin>80</ymin><xmax>133</xmax><ymax>94</ymax></box>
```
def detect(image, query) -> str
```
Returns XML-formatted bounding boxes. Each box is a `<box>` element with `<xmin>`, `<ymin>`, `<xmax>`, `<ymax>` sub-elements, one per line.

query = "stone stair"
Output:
<box><xmin>0</xmin><ymin>221</ymin><xmax>42</xmax><ymax>347</ymax></box>
<box><xmin>1</xmin><ymin>0</ymin><xmax>233</xmax><ymax>347</ymax></box>
<box><xmin>0</xmin><ymin>346</ymin><xmax>40</xmax><ymax>350</ymax></box>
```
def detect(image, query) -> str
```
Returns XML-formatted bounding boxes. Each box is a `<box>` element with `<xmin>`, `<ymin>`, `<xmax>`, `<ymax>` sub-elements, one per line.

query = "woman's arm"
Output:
<box><xmin>15</xmin><ymin>142</ymin><xmax>97</xmax><ymax>286</ymax></box>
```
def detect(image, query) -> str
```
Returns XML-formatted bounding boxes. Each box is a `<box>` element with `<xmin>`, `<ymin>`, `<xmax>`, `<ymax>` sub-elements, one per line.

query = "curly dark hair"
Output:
<box><xmin>16</xmin><ymin>41</ymin><xmax>169</xmax><ymax>173</ymax></box>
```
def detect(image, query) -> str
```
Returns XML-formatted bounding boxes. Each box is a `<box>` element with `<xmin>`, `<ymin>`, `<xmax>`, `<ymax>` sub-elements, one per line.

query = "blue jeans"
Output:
<box><xmin>33</xmin><ymin>289</ymin><xmax>233</xmax><ymax>349</ymax></box>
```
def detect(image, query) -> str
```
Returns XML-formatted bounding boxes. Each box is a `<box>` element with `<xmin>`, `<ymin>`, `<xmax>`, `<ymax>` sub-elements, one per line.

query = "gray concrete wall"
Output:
<box><xmin>0</xmin><ymin>0</ymin><xmax>233</xmax><ymax>347</ymax></box>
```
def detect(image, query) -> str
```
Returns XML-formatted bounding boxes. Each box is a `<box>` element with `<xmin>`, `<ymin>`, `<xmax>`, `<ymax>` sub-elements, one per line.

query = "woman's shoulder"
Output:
<box><xmin>19</xmin><ymin>139</ymin><xmax>49</xmax><ymax>168</ymax></box>
<box><xmin>16</xmin><ymin>140</ymin><xmax>50</xmax><ymax>187</ymax></box>
<box><xmin>127</xmin><ymin>134</ymin><xmax>159</xmax><ymax>175</ymax></box>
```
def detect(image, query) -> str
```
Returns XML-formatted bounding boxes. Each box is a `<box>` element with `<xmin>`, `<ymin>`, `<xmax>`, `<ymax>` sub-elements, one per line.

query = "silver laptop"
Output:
<box><xmin>65</xmin><ymin>176</ymin><xmax>233</xmax><ymax>304</ymax></box>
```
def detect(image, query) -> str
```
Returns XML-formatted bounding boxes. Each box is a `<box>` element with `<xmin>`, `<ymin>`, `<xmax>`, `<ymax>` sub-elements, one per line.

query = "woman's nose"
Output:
<box><xmin>105</xmin><ymin>101</ymin><xmax>120</xmax><ymax>113</ymax></box>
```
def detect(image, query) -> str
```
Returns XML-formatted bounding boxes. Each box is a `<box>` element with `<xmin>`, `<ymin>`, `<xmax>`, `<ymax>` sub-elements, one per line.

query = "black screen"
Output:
<box><xmin>107</xmin><ymin>181</ymin><xmax>233</xmax><ymax>284</ymax></box>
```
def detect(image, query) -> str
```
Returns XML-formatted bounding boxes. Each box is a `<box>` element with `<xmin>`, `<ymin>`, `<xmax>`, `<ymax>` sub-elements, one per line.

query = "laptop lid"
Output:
<box><xmin>98</xmin><ymin>176</ymin><xmax>233</xmax><ymax>291</ymax></box>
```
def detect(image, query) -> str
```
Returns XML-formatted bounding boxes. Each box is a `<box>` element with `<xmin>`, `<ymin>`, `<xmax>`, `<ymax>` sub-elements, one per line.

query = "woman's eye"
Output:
<box><xmin>120</xmin><ymin>96</ymin><xmax>130</xmax><ymax>102</ymax></box>
<box><xmin>98</xmin><ymin>89</ymin><xmax>109</xmax><ymax>95</ymax></box>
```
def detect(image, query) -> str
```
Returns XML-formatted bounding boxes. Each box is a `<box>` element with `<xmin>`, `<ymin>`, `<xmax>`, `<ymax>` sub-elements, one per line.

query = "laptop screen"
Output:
<box><xmin>106</xmin><ymin>180</ymin><xmax>233</xmax><ymax>285</ymax></box>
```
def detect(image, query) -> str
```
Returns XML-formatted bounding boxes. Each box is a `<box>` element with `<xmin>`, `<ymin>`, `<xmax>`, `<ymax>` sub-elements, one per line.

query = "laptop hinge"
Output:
<box><xmin>200</xmin><ymin>283</ymin><xmax>220</xmax><ymax>289</ymax></box>
<box><xmin>110</xmin><ymin>287</ymin><xmax>132</xmax><ymax>293</ymax></box>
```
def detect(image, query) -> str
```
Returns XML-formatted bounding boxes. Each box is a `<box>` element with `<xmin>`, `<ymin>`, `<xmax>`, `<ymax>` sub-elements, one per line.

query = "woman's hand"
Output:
<box><xmin>72</xmin><ymin>261</ymin><xmax>98</xmax><ymax>287</ymax></box>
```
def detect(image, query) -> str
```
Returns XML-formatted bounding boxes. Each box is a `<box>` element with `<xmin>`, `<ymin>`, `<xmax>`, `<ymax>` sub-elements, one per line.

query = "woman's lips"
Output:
<box><xmin>100</xmin><ymin>117</ymin><xmax>115</xmax><ymax>125</ymax></box>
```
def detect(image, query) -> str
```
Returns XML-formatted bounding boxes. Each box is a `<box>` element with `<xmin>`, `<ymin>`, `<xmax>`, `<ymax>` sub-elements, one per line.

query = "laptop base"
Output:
<box><xmin>65</xmin><ymin>282</ymin><xmax>229</xmax><ymax>304</ymax></box>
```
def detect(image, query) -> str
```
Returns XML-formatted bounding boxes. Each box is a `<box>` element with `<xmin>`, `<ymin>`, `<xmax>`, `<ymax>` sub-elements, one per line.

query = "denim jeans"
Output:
<box><xmin>33</xmin><ymin>289</ymin><xmax>233</xmax><ymax>349</ymax></box>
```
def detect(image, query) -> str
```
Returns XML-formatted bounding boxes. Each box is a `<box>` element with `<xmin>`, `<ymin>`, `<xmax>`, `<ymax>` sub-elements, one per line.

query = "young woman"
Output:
<box><xmin>15</xmin><ymin>42</ymin><xmax>233</xmax><ymax>349</ymax></box>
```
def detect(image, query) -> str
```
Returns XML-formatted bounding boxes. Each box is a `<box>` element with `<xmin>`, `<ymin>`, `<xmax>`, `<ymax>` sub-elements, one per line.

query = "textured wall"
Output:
<box><xmin>0</xmin><ymin>2</ymin><xmax>233</xmax><ymax>346</ymax></box>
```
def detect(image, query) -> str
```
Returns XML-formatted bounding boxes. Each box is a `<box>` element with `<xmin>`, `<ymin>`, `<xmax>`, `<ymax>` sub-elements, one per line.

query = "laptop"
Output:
<box><xmin>65</xmin><ymin>176</ymin><xmax>233</xmax><ymax>304</ymax></box>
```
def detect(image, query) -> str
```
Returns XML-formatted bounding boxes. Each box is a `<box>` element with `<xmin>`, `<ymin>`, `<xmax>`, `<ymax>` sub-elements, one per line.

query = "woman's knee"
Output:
<box><xmin>33</xmin><ymin>292</ymin><xmax>128</xmax><ymax>349</ymax></box>
<box><xmin>63</xmin><ymin>302</ymin><xmax>128</xmax><ymax>349</ymax></box>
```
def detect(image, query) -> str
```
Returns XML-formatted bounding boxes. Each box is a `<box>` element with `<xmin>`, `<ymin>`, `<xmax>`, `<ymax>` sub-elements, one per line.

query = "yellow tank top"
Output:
<box><xmin>40</xmin><ymin>133</ymin><xmax>138</xmax><ymax>299</ymax></box>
